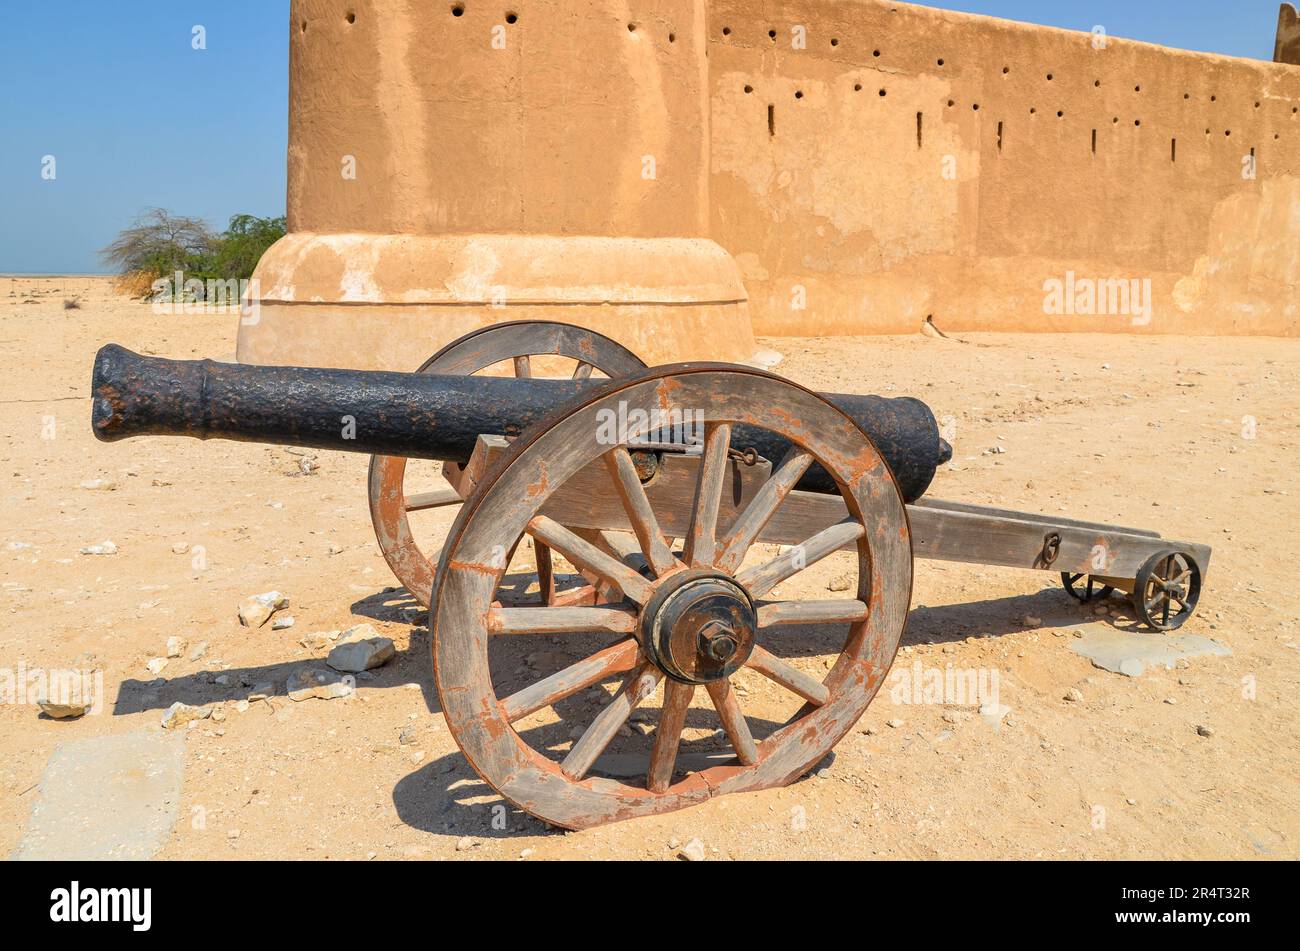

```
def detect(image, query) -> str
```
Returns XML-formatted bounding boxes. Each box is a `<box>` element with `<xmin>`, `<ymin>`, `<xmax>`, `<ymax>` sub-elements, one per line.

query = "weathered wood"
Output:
<box><xmin>501</xmin><ymin>639</ymin><xmax>640</xmax><ymax>723</ymax></box>
<box><xmin>512</xmin><ymin>355</ymin><xmax>532</xmax><ymax>378</ymax></box>
<box><xmin>403</xmin><ymin>487</ymin><xmax>464</xmax><ymax>512</ymax></box>
<box><xmin>535</xmin><ymin>542</ymin><xmax>556</xmax><ymax>604</ymax></box>
<box><xmin>685</xmin><ymin>423</ymin><xmax>732</xmax><ymax>568</ymax></box>
<box><xmin>745</xmin><ymin>645</ymin><xmax>830</xmax><ymax>705</ymax></box>
<box><xmin>717</xmin><ymin>447</ymin><xmax>814</xmax><ymax>574</ymax></box>
<box><xmin>517</xmin><ymin>441</ymin><xmax>1208</xmax><ymax>581</ymax></box>
<box><xmin>737</xmin><ymin>520</ymin><xmax>865</xmax><ymax>599</ymax></box>
<box><xmin>757</xmin><ymin>599</ymin><xmax>869</xmax><ymax>627</ymax></box>
<box><xmin>527</xmin><ymin>516</ymin><xmax>655</xmax><ymax>605</ymax></box>
<box><xmin>647</xmin><ymin>680</ymin><xmax>695</xmax><ymax>792</ymax></box>
<box><xmin>705</xmin><ymin>679</ymin><xmax>758</xmax><ymax>766</ymax></box>
<box><xmin>561</xmin><ymin>664</ymin><xmax>663</xmax><ymax>780</ymax></box>
<box><xmin>487</xmin><ymin>606</ymin><xmax>638</xmax><ymax>635</ymax></box>
<box><xmin>604</xmin><ymin>448</ymin><xmax>677</xmax><ymax>577</ymax></box>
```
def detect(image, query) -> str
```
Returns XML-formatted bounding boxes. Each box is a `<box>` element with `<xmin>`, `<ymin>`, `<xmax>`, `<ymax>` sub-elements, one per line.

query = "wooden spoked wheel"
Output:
<box><xmin>367</xmin><ymin>321</ymin><xmax>646</xmax><ymax>607</ymax></box>
<box><xmin>432</xmin><ymin>366</ymin><xmax>913</xmax><ymax>830</ymax></box>
<box><xmin>1132</xmin><ymin>551</ymin><xmax>1202</xmax><ymax>632</ymax></box>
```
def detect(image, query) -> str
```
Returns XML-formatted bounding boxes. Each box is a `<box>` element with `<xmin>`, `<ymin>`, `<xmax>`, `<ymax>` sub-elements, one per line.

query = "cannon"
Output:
<box><xmin>91</xmin><ymin>321</ymin><xmax>1209</xmax><ymax>830</ymax></box>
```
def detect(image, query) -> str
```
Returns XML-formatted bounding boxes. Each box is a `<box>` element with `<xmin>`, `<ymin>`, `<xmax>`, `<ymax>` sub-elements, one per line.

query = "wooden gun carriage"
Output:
<box><xmin>91</xmin><ymin>321</ymin><xmax>1209</xmax><ymax>829</ymax></box>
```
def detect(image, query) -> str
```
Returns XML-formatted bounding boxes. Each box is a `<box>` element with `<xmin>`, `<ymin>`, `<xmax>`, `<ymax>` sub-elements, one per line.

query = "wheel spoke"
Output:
<box><xmin>705</xmin><ymin>679</ymin><xmax>758</xmax><ymax>765</ymax></box>
<box><xmin>561</xmin><ymin>664</ymin><xmax>663</xmax><ymax>780</ymax></box>
<box><xmin>404</xmin><ymin>487</ymin><xmax>463</xmax><ymax>512</ymax></box>
<box><xmin>528</xmin><ymin>516</ymin><xmax>654</xmax><ymax>604</ymax></box>
<box><xmin>604</xmin><ymin>448</ymin><xmax>677</xmax><ymax>577</ymax></box>
<box><xmin>513</xmin><ymin>355</ymin><xmax>532</xmax><ymax>378</ymax></box>
<box><xmin>684</xmin><ymin>423</ymin><xmax>732</xmax><ymax>568</ymax></box>
<box><xmin>536</xmin><ymin>543</ymin><xmax>556</xmax><ymax>605</ymax></box>
<box><xmin>572</xmin><ymin>361</ymin><xmax>595</xmax><ymax>380</ymax></box>
<box><xmin>488</xmin><ymin>606</ymin><xmax>639</xmax><ymax>635</ymax></box>
<box><xmin>716</xmin><ymin>447</ymin><xmax>814</xmax><ymax>574</ymax></box>
<box><xmin>736</xmin><ymin>519</ymin><xmax>865</xmax><ymax>600</ymax></box>
<box><xmin>757</xmin><ymin>599</ymin><xmax>869</xmax><ymax>627</ymax></box>
<box><xmin>746</xmin><ymin>645</ymin><xmax>830</xmax><ymax>705</ymax></box>
<box><xmin>501</xmin><ymin>639</ymin><xmax>640</xmax><ymax>723</ymax></box>
<box><xmin>647</xmin><ymin>680</ymin><xmax>695</xmax><ymax>793</ymax></box>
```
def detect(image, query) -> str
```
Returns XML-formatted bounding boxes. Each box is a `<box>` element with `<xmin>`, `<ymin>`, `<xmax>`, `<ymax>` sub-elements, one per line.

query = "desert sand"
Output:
<box><xmin>2</xmin><ymin>275</ymin><xmax>1296</xmax><ymax>860</ymax></box>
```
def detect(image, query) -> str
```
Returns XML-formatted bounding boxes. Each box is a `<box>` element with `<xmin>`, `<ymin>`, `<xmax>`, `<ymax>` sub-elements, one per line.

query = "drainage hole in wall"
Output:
<box><xmin>722</xmin><ymin>26</ymin><xmax>731</xmax><ymax>36</ymax></box>
<box><xmin>506</xmin><ymin>12</ymin><xmax>518</xmax><ymax>24</ymax></box>
<box><xmin>744</xmin><ymin>85</ymin><xmax>753</xmax><ymax>94</ymax></box>
<box><xmin>451</xmin><ymin>4</ymin><xmax>464</xmax><ymax>16</ymax></box>
<box><xmin>795</xmin><ymin>90</ymin><xmax>803</xmax><ymax>99</ymax></box>
<box><xmin>346</xmin><ymin>10</ymin><xmax>356</xmax><ymax>23</ymax></box>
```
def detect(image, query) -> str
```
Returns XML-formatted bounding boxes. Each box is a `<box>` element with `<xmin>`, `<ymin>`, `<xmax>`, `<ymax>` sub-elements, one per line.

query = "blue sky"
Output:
<box><xmin>0</xmin><ymin>1</ymin><xmax>1289</xmax><ymax>273</ymax></box>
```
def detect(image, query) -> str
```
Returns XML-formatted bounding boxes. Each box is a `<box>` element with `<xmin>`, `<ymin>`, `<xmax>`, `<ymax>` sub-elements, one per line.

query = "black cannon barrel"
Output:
<box><xmin>91</xmin><ymin>345</ymin><xmax>950</xmax><ymax>502</ymax></box>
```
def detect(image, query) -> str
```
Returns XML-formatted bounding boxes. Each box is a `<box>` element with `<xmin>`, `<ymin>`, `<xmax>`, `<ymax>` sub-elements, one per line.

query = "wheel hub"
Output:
<box><xmin>642</xmin><ymin>571</ymin><xmax>756</xmax><ymax>685</ymax></box>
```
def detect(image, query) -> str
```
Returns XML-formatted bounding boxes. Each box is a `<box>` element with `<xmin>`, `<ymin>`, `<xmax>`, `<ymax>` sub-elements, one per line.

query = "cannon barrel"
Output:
<box><xmin>91</xmin><ymin>345</ymin><xmax>950</xmax><ymax>502</ymax></box>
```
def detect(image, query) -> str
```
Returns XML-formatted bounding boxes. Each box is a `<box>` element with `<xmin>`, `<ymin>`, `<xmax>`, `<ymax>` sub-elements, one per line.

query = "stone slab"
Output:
<box><xmin>1069</xmin><ymin>627</ymin><xmax>1231</xmax><ymax>678</ymax></box>
<box><xmin>13</xmin><ymin>731</ymin><xmax>185</xmax><ymax>861</ymax></box>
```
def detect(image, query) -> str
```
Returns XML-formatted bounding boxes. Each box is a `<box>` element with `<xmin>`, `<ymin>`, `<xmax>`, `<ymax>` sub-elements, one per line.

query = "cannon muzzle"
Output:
<box><xmin>92</xmin><ymin>345</ymin><xmax>951</xmax><ymax>501</ymax></box>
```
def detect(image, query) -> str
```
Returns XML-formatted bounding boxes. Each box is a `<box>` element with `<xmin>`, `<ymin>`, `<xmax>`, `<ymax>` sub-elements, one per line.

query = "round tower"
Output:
<box><xmin>239</xmin><ymin>0</ymin><xmax>755</xmax><ymax>369</ymax></box>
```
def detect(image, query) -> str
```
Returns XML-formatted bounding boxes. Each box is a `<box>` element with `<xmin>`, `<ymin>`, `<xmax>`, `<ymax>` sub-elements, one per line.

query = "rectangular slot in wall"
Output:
<box><xmin>1171</xmin><ymin>137</ymin><xmax>1177</xmax><ymax>162</ymax></box>
<box><xmin>1092</xmin><ymin>129</ymin><xmax>1097</xmax><ymax>155</ymax></box>
<box><xmin>996</xmin><ymin>120</ymin><xmax>1003</xmax><ymax>152</ymax></box>
<box><xmin>767</xmin><ymin>104</ymin><xmax>775</xmax><ymax>137</ymax></box>
<box><xmin>916</xmin><ymin>111</ymin><xmax>923</xmax><ymax>149</ymax></box>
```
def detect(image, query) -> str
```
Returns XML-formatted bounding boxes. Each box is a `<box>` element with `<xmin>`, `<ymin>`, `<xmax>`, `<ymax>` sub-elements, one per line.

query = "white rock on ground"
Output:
<box><xmin>271</xmin><ymin>615</ymin><xmax>295</xmax><ymax>630</ymax></box>
<box><xmin>146</xmin><ymin>657</ymin><xmax>168</xmax><ymax>676</ymax></box>
<box><xmin>286</xmin><ymin>666</ymin><xmax>353</xmax><ymax>702</ymax></box>
<box><xmin>238</xmin><ymin>591</ymin><xmax>290</xmax><ymax>628</ymax></box>
<box><xmin>161</xmin><ymin>702</ymin><xmax>211</xmax><ymax>730</ymax></box>
<box><xmin>326</xmin><ymin>623</ymin><xmax>395</xmax><ymax>673</ymax></box>
<box><xmin>679</xmin><ymin>838</ymin><xmax>707</xmax><ymax>861</ymax></box>
<box><xmin>165</xmin><ymin>636</ymin><xmax>186</xmax><ymax>658</ymax></box>
<box><xmin>79</xmin><ymin>541</ymin><xmax>118</xmax><ymax>556</ymax></box>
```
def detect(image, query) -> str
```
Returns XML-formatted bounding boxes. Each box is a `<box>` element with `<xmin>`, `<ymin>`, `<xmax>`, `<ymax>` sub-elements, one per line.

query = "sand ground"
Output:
<box><xmin>2</xmin><ymin>275</ymin><xmax>1296</xmax><ymax>860</ymax></box>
